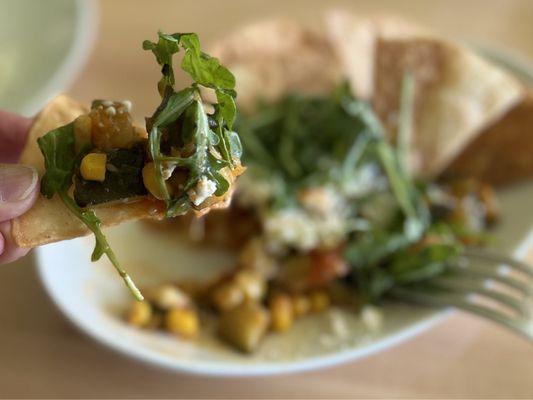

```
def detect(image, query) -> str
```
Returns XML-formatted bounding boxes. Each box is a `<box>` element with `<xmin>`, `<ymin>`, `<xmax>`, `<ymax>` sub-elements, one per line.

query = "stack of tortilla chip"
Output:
<box><xmin>210</xmin><ymin>10</ymin><xmax>530</xmax><ymax>182</ymax></box>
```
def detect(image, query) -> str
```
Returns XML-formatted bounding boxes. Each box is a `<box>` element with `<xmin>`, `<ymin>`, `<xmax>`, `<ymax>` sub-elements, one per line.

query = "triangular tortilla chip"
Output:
<box><xmin>212</xmin><ymin>12</ymin><xmax>525</xmax><ymax>181</ymax></box>
<box><xmin>444</xmin><ymin>92</ymin><xmax>533</xmax><ymax>185</ymax></box>
<box><xmin>12</xmin><ymin>95</ymin><xmax>165</xmax><ymax>248</ymax></box>
<box><xmin>209</xmin><ymin>19</ymin><xmax>344</xmax><ymax>111</ymax></box>
<box><xmin>12</xmin><ymin>94</ymin><xmax>243</xmax><ymax>248</ymax></box>
<box><xmin>372</xmin><ymin>36</ymin><xmax>523</xmax><ymax>177</ymax></box>
<box><xmin>324</xmin><ymin>10</ymin><xmax>429</xmax><ymax>99</ymax></box>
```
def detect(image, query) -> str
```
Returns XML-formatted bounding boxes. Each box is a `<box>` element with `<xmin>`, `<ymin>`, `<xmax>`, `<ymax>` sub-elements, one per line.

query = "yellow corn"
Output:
<box><xmin>74</xmin><ymin>115</ymin><xmax>92</xmax><ymax>153</ymax></box>
<box><xmin>126</xmin><ymin>301</ymin><xmax>152</xmax><ymax>327</ymax></box>
<box><xmin>142</xmin><ymin>162</ymin><xmax>169</xmax><ymax>200</ymax></box>
<box><xmin>80</xmin><ymin>153</ymin><xmax>107</xmax><ymax>182</ymax></box>
<box><xmin>269</xmin><ymin>294</ymin><xmax>294</xmax><ymax>332</ymax></box>
<box><xmin>165</xmin><ymin>308</ymin><xmax>199</xmax><ymax>338</ymax></box>
<box><xmin>293</xmin><ymin>294</ymin><xmax>311</xmax><ymax>317</ymax></box>
<box><xmin>310</xmin><ymin>290</ymin><xmax>331</xmax><ymax>313</ymax></box>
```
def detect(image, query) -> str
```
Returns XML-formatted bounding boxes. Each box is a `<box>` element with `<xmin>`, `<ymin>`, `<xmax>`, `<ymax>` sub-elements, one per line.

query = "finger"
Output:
<box><xmin>0</xmin><ymin>164</ymin><xmax>39</xmax><ymax>222</ymax></box>
<box><xmin>0</xmin><ymin>220</ymin><xmax>30</xmax><ymax>264</ymax></box>
<box><xmin>0</xmin><ymin>111</ymin><xmax>33</xmax><ymax>163</ymax></box>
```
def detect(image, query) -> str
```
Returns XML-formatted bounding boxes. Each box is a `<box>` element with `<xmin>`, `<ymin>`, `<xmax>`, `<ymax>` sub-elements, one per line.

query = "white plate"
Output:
<box><xmin>36</xmin><ymin>49</ymin><xmax>533</xmax><ymax>376</ymax></box>
<box><xmin>0</xmin><ymin>0</ymin><xmax>96</xmax><ymax>115</ymax></box>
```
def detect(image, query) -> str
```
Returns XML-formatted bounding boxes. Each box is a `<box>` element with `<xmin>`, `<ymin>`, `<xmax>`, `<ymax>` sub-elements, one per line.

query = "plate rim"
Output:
<box><xmin>14</xmin><ymin>0</ymin><xmax>98</xmax><ymax>116</ymax></box>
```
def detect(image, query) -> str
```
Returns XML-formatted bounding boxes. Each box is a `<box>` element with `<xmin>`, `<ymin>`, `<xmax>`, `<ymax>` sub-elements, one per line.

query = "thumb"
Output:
<box><xmin>0</xmin><ymin>164</ymin><xmax>39</xmax><ymax>222</ymax></box>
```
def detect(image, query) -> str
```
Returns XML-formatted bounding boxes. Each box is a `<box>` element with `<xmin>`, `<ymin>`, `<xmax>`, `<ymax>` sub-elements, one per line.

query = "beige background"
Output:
<box><xmin>2</xmin><ymin>0</ymin><xmax>533</xmax><ymax>398</ymax></box>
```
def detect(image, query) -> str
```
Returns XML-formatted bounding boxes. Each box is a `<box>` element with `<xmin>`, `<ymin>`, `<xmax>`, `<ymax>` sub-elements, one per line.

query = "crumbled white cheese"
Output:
<box><xmin>160</xmin><ymin>162</ymin><xmax>176</xmax><ymax>180</ymax></box>
<box><xmin>101</xmin><ymin>100</ymin><xmax>113</xmax><ymax>107</ymax></box>
<box><xmin>361</xmin><ymin>305</ymin><xmax>383</xmax><ymax>332</ymax></box>
<box><xmin>105</xmin><ymin>106</ymin><xmax>116</xmax><ymax>116</ymax></box>
<box><xmin>263</xmin><ymin>207</ymin><xmax>347</xmax><ymax>251</ymax></box>
<box><xmin>341</xmin><ymin>163</ymin><xmax>385</xmax><ymax>198</ymax></box>
<box><xmin>188</xmin><ymin>176</ymin><xmax>217</xmax><ymax>206</ymax></box>
<box><xmin>121</xmin><ymin>100</ymin><xmax>132</xmax><ymax>112</ymax></box>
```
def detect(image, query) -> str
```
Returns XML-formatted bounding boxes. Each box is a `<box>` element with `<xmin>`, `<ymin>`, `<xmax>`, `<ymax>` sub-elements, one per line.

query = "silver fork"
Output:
<box><xmin>390</xmin><ymin>248</ymin><xmax>533</xmax><ymax>340</ymax></box>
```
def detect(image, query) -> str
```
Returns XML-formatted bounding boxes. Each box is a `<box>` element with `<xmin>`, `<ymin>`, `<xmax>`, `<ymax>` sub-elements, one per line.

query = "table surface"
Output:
<box><xmin>2</xmin><ymin>0</ymin><xmax>533</xmax><ymax>398</ymax></box>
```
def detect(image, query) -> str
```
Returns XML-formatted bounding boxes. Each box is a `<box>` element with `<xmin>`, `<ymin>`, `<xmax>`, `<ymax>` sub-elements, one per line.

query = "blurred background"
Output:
<box><xmin>1</xmin><ymin>0</ymin><xmax>533</xmax><ymax>397</ymax></box>
<box><xmin>73</xmin><ymin>0</ymin><xmax>533</xmax><ymax>122</ymax></box>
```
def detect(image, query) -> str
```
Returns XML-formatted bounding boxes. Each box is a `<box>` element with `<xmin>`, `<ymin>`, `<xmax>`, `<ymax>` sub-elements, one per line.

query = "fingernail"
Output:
<box><xmin>0</xmin><ymin>164</ymin><xmax>38</xmax><ymax>203</ymax></box>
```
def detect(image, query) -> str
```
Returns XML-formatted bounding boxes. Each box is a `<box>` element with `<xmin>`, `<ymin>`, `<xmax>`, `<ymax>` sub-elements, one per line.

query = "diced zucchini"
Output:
<box><xmin>218</xmin><ymin>302</ymin><xmax>269</xmax><ymax>353</ymax></box>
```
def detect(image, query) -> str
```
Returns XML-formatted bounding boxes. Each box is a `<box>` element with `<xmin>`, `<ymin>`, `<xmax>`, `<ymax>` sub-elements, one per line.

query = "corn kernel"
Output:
<box><xmin>126</xmin><ymin>301</ymin><xmax>152</xmax><ymax>327</ymax></box>
<box><xmin>310</xmin><ymin>290</ymin><xmax>330</xmax><ymax>313</ymax></box>
<box><xmin>165</xmin><ymin>308</ymin><xmax>199</xmax><ymax>338</ymax></box>
<box><xmin>80</xmin><ymin>153</ymin><xmax>107</xmax><ymax>182</ymax></box>
<box><xmin>293</xmin><ymin>294</ymin><xmax>311</xmax><ymax>316</ymax></box>
<box><xmin>270</xmin><ymin>294</ymin><xmax>294</xmax><ymax>332</ymax></box>
<box><xmin>74</xmin><ymin>115</ymin><xmax>92</xmax><ymax>153</ymax></box>
<box><xmin>211</xmin><ymin>282</ymin><xmax>244</xmax><ymax>312</ymax></box>
<box><xmin>142</xmin><ymin>162</ymin><xmax>169</xmax><ymax>200</ymax></box>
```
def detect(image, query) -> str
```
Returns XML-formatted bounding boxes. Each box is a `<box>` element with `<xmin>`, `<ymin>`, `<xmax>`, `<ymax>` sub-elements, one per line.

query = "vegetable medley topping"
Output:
<box><xmin>38</xmin><ymin>32</ymin><xmax>244</xmax><ymax>300</ymax></box>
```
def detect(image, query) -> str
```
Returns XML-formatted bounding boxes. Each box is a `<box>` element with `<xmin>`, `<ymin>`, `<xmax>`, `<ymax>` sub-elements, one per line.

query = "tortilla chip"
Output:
<box><xmin>444</xmin><ymin>92</ymin><xmax>533</xmax><ymax>185</ymax></box>
<box><xmin>209</xmin><ymin>19</ymin><xmax>344</xmax><ymax>111</ymax></box>
<box><xmin>12</xmin><ymin>95</ymin><xmax>165</xmax><ymax>248</ymax></box>
<box><xmin>324</xmin><ymin>10</ymin><xmax>428</xmax><ymax>99</ymax></box>
<box><xmin>372</xmin><ymin>37</ymin><xmax>523</xmax><ymax>177</ymax></box>
<box><xmin>211</xmin><ymin>12</ymin><xmax>525</xmax><ymax>181</ymax></box>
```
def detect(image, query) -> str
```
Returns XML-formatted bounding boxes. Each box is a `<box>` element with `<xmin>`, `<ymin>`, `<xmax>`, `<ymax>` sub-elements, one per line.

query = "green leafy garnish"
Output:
<box><xmin>37</xmin><ymin>31</ymin><xmax>243</xmax><ymax>299</ymax></box>
<box><xmin>235</xmin><ymin>75</ymin><xmax>491</xmax><ymax>304</ymax></box>
<box><xmin>143</xmin><ymin>31</ymin><xmax>241</xmax><ymax>217</ymax></box>
<box><xmin>38</xmin><ymin>124</ymin><xmax>143</xmax><ymax>300</ymax></box>
<box><xmin>38</xmin><ymin>123</ymin><xmax>76</xmax><ymax>198</ymax></box>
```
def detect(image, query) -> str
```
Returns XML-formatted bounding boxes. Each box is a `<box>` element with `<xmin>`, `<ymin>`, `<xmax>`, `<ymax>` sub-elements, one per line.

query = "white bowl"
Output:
<box><xmin>0</xmin><ymin>0</ymin><xmax>96</xmax><ymax>115</ymax></box>
<box><xmin>36</xmin><ymin>49</ymin><xmax>533</xmax><ymax>376</ymax></box>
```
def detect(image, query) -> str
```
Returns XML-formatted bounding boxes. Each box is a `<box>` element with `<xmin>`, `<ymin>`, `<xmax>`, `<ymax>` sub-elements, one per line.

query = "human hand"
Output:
<box><xmin>0</xmin><ymin>110</ymin><xmax>39</xmax><ymax>264</ymax></box>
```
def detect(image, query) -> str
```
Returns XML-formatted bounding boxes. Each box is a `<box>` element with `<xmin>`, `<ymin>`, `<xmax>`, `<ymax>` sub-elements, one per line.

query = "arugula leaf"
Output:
<box><xmin>396</xmin><ymin>73</ymin><xmax>414</xmax><ymax>171</ymax></box>
<box><xmin>144</xmin><ymin>31</ymin><xmax>241</xmax><ymax>216</ymax></box>
<box><xmin>38</xmin><ymin>123</ymin><xmax>76</xmax><ymax>198</ymax></box>
<box><xmin>143</xmin><ymin>32</ymin><xmax>236</xmax><ymax>129</ymax></box>
<box><xmin>58</xmin><ymin>191</ymin><xmax>143</xmax><ymax>300</ymax></box>
<box><xmin>345</xmin><ymin>230</ymin><xmax>411</xmax><ymax>269</ymax></box>
<box><xmin>375</xmin><ymin>141</ymin><xmax>427</xmax><ymax>241</ymax></box>
<box><xmin>38</xmin><ymin>123</ymin><xmax>143</xmax><ymax>301</ymax></box>
<box><xmin>179</xmin><ymin>33</ymin><xmax>235</xmax><ymax>90</ymax></box>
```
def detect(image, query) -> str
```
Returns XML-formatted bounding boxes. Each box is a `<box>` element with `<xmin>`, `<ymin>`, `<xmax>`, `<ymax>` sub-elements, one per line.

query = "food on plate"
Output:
<box><xmin>129</xmin><ymin>78</ymin><xmax>499</xmax><ymax>352</ymax></box>
<box><xmin>124</xmin><ymin>12</ymin><xmax>530</xmax><ymax>352</ymax></box>
<box><xmin>12</xmin><ymin>32</ymin><xmax>244</xmax><ymax>299</ymax></box>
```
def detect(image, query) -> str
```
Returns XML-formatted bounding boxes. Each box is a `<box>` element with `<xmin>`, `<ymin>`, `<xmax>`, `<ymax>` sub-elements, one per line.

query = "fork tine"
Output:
<box><xmin>390</xmin><ymin>287</ymin><xmax>533</xmax><ymax>340</ymax></box>
<box><xmin>431</xmin><ymin>276</ymin><xmax>530</xmax><ymax>317</ymax></box>
<box><xmin>448</xmin><ymin>264</ymin><xmax>532</xmax><ymax>295</ymax></box>
<box><xmin>463</xmin><ymin>248</ymin><xmax>533</xmax><ymax>278</ymax></box>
